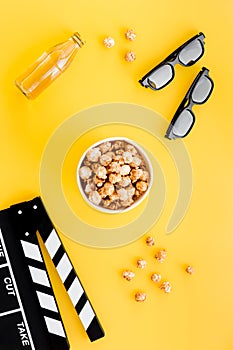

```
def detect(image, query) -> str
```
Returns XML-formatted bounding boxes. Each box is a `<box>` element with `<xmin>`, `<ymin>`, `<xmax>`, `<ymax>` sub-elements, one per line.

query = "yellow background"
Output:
<box><xmin>1</xmin><ymin>0</ymin><xmax>233</xmax><ymax>349</ymax></box>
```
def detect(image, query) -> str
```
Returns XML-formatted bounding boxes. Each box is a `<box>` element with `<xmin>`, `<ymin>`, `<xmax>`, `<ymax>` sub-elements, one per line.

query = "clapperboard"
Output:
<box><xmin>0</xmin><ymin>197</ymin><xmax>104</xmax><ymax>349</ymax></box>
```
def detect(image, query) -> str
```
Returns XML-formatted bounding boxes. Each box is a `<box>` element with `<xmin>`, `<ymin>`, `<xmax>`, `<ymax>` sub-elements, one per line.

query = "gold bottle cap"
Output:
<box><xmin>72</xmin><ymin>32</ymin><xmax>85</xmax><ymax>47</ymax></box>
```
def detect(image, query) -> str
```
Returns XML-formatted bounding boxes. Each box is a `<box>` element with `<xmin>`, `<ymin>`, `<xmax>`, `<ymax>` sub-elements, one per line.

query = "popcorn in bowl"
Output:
<box><xmin>77</xmin><ymin>137</ymin><xmax>153</xmax><ymax>213</ymax></box>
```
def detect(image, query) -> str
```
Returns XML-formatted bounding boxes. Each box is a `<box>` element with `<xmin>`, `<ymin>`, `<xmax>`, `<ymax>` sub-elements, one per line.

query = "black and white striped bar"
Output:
<box><xmin>37</xmin><ymin>210</ymin><xmax>105</xmax><ymax>341</ymax></box>
<box><xmin>42</xmin><ymin>228</ymin><xmax>104</xmax><ymax>341</ymax></box>
<box><xmin>20</xmin><ymin>232</ymin><xmax>69</xmax><ymax>350</ymax></box>
<box><xmin>10</xmin><ymin>197</ymin><xmax>105</xmax><ymax>342</ymax></box>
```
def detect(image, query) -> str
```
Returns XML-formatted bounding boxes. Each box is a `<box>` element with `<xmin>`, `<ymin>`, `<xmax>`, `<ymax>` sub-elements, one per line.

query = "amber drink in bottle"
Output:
<box><xmin>15</xmin><ymin>32</ymin><xmax>85</xmax><ymax>99</ymax></box>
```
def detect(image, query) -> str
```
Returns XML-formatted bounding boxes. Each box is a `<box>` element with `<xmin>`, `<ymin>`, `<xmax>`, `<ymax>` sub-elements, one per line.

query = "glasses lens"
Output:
<box><xmin>148</xmin><ymin>64</ymin><xmax>173</xmax><ymax>89</ymax></box>
<box><xmin>179</xmin><ymin>39</ymin><xmax>203</xmax><ymax>66</ymax></box>
<box><xmin>191</xmin><ymin>76</ymin><xmax>213</xmax><ymax>103</ymax></box>
<box><xmin>173</xmin><ymin>109</ymin><xmax>194</xmax><ymax>137</ymax></box>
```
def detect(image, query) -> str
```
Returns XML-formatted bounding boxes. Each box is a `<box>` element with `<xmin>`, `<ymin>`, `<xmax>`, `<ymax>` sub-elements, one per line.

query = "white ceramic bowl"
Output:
<box><xmin>76</xmin><ymin>137</ymin><xmax>153</xmax><ymax>214</ymax></box>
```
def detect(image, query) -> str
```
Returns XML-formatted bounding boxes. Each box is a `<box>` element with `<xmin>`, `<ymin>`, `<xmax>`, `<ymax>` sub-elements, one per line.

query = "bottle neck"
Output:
<box><xmin>71</xmin><ymin>32</ymin><xmax>85</xmax><ymax>48</ymax></box>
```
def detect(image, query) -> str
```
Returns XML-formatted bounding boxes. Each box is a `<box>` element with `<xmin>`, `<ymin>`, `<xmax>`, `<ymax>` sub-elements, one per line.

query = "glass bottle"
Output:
<box><xmin>15</xmin><ymin>32</ymin><xmax>85</xmax><ymax>99</ymax></box>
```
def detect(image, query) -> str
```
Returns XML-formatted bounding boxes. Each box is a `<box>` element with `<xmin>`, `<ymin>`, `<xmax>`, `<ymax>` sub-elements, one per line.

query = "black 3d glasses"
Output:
<box><xmin>165</xmin><ymin>67</ymin><xmax>214</xmax><ymax>140</ymax></box>
<box><xmin>139</xmin><ymin>32</ymin><xmax>205</xmax><ymax>90</ymax></box>
<box><xmin>139</xmin><ymin>32</ymin><xmax>214</xmax><ymax>139</ymax></box>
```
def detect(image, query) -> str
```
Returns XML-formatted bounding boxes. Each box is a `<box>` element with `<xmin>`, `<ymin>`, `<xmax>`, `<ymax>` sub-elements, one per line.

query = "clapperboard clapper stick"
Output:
<box><xmin>0</xmin><ymin>197</ymin><xmax>105</xmax><ymax>349</ymax></box>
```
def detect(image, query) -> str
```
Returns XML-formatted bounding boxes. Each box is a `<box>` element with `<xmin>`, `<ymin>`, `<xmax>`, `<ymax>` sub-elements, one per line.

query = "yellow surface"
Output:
<box><xmin>1</xmin><ymin>1</ymin><xmax>233</xmax><ymax>349</ymax></box>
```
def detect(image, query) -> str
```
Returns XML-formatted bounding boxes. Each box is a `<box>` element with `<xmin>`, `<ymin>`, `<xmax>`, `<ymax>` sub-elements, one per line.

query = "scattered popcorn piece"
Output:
<box><xmin>100</xmin><ymin>154</ymin><xmax>112</xmax><ymax>166</ymax></box>
<box><xmin>105</xmin><ymin>151</ymin><xmax>115</xmax><ymax>158</ymax></box>
<box><xmin>102</xmin><ymin>182</ymin><xmax>115</xmax><ymax>196</ymax></box>
<box><xmin>83</xmin><ymin>159</ymin><xmax>91</xmax><ymax>167</ymax></box>
<box><xmin>146</xmin><ymin>236</ymin><xmax>155</xmax><ymax>246</ymax></box>
<box><xmin>159</xmin><ymin>281</ymin><xmax>172</xmax><ymax>293</ymax></box>
<box><xmin>96</xmin><ymin>166</ymin><xmax>107</xmax><ymax>179</ymax></box>
<box><xmin>120</xmin><ymin>164</ymin><xmax>131</xmax><ymax>176</ymax></box>
<box><xmin>98</xmin><ymin>187</ymin><xmax>107</xmax><ymax>198</ymax></box>
<box><xmin>125</xmin><ymin>29</ymin><xmax>136</xmax><ymax>41</ymax></box>
<box><xmin>109</xmin><ymin>191</ymin><xmax>120</xmax><ymax>201</ymax></box>
<box><xmin>130</xmin><ymin>156</ymin><xmax>142</xmax><ymax>168</ymax></box>
<box><xmin>117</xmin><ymin>188</ymin><xmax>128</xmax><ymax>201</ymax></box>
<box><xmin>155</xmin><ymin>249</ymin><xmax>167</xmax><ymax>263</ymax></box>
<box><xmin>79</xmin><ymin>166</ymin><xmax>92</xmax><ymax>181</ymax></box>
<box><xmin>112</xmin><ymin>140</ymin><xmax>125</xmax><ymax>150</ymax></box>
<box><xmin>151</xmin><ymin>273</ymin><xmax>162</xmax><ymax>283</ymax></box>
<box><xmin>136</xmin><ymin>258</ymin><xmax>147</xmax><ymax>269</ymax></box>
<box><xmin>103</xmin><ymin>36</ymin><xmax>115</xmax><ymax>48</ymax></box>
<box><xmin>126</xmin><ymin>185</ymin><xmax>135</xmax><ymax>198</ymax></box>
<box><xmin>125</xmin><ymin>144</ymin><xmax>137</xmax><ymax>155</ymax></box>
<box><xmin>186</xmin><ymin>266</ymin><xmax>195</xmax><ymax>275</ymax></box>
<box><xmin>108</xmin><ymin>161</ymin><xmax>121</xmax><ymax>174</ymax></box>
<box><xmin>119</xmin><ymin>176</ymin><xmax>131</xmax><ymax>187</ymax></box>
<box><xmin>109</xmin><ymin>173</ymin><xmax>122</xmax><ymax>184</ymax></box>
<box><xmin>86</xmin><ymin>147</ymin><xmax>101</xmax><ymax>162</ymax></box>
<box><xmin>115</xmin><ymin>149</ymin><xmax>124</xmax><ymax>155</ymax></box>
<box><xmin>140</xmin><ymin>170</ymin><xmax>149</xmax><ymax>182</ymax></box>
<box><xmin>98</xmin><ymin>182</ymin><xmax>115</xmax><ymax>198</ymax></box>
<box><xmin>120</xmin><ymin>198</ymin><xmax>134</xmax><ymax>207</ymax></box>
<box><xmin>93</xmin><ymin>175</ymin><xmax>105</xmax><ymax>187</ymax></box>
<box><xmin>134</xmin><ymin>189</ymin><xmax>141</xmax><ymax>198</ymax></box>
<box><xmin>123</xmin><ymin>151</ymin><xmax>133</xmax><ymax>164</ymax></box>
<box><xmin>136</xmin><ymin>181</ymin><xmax>148</xmax><ymax>192</ymax></box>
<box><xmin>113</xmin><ymin>154</ymin><xmax>125</xmax><ymax>165</ymax></box>
<box><xmin>91</xmin><ymin>163</ymin><xmax>101</xmax><ymax>173</ymax></box>
<box><xmin>88</xmin><ymin>191</ymin><xmax>102</xmax><ymax>205</ymax></box>
<box><xmin>125</xmin><ymin>51</ymin><xmax>136</xmax><ymax>62</ymax></box>
<box><xmin>122</xmin><ymin>270</ymin><xmax>135</xmax><ymax>281</ymax></box>
<box><xmin>84</xmin><ymin>180</ymin><xmax>96</xmax><ymax>194</ymax></box>
<box><xmin>135</xmin><ymin>292</ymin><xmax>147</xmax><ymax>302</ymax></box>
<box><xmin>130</xmin><ymin>169</ymin><xmax>143</xmax><ymax>183</ymax></box>
<box><xmin>99</xmin><ymin>141</ymin><xmax>112</xmax><ymax>153</ymax></box>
